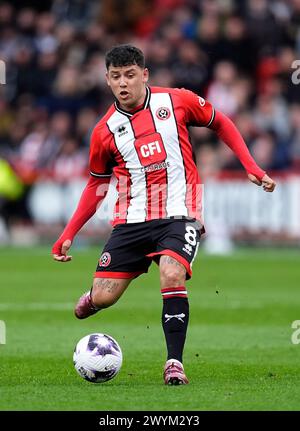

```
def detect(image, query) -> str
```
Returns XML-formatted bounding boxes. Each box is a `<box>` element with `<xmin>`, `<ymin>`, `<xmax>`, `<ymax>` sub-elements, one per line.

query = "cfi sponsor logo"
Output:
<box><xmin>134</xmin><ymin>132</ymin><xmax>167</xmax><ymax>167</ymax></box>
<box><xmin>156</xmin><ymin>107</ymin><xmax>171</xmax><ymax>120</ymax></box>
<box><xmin>99</xmin><ymin>252</ymin><xmax>111</xmax><ymax>267</ymax></box>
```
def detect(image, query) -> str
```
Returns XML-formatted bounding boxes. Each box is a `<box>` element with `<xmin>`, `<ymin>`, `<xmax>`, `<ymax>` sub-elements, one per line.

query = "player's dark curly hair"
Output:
<box><xmin>105</xmin><ymin>44</ymin><xmax>145</xmax><ymax>70</ymax></box>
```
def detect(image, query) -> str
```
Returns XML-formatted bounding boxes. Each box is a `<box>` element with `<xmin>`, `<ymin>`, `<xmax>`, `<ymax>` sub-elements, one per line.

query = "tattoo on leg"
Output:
<box><xmin>94</xmin><ymin>279</ymin><xmax>119</xmax><ymax>294</ymax></box>
<box><xmin>161</xmin><ymin>256</ymin><xmax>182</xmax><ymax>267</ymax></box>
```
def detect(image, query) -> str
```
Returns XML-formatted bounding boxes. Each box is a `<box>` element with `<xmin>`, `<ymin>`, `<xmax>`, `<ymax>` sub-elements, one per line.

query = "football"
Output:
<box><xmin>73</xmin><ymin>333</ymin><xmax>123</xmax><ymax>383</ymax></box>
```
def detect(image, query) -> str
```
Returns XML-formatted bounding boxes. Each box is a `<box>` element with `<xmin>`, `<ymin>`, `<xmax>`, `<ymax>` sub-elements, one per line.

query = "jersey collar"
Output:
<box><xmin>114</xmin><ymin>86</ymin><xmax>151</xmax><ymax>117</ymax></box>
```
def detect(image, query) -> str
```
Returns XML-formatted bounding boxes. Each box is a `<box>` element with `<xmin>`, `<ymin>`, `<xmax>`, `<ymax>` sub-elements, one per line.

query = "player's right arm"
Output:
<box><xmin>52</xmin><ymin>126</ymin><xmax>113</xmax><ymax>262</ymax></box>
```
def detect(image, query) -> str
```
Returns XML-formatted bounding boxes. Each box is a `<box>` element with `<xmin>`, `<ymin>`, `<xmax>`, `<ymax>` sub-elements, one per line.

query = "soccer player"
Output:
<box><xmin>52</xmin><ymin>45</ymin><xmax>276</xmax><ymax>385</ymax></box>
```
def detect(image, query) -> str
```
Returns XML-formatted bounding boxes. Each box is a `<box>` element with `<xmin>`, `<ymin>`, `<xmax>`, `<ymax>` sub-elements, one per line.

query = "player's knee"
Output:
<box><xmin>91</xmin><ymin>280</ymin><xmax>119</xmax><ymax>309</ymax></box>
<box><xmin>160</xmin><ymin>266</ymin><xmax>186</xmax><ymax>287</ymax></box>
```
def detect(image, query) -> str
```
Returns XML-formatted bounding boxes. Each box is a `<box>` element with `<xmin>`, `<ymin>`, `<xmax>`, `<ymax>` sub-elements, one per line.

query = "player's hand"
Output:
<box><xmin>52</xmin><ymin>239</ymin><xmax>73</xmax><ymax>262</ymax></box>
<box><xmin>247</xmin><ymin>173</ymin><xmax>276</xmax><ymax>192</ymax></box>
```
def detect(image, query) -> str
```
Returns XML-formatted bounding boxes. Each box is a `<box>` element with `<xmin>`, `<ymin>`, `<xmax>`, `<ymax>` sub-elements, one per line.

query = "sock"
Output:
<box><xmin>161</xmin><ymin>287</ymin><xmax>189</xmax><ymax>363</ymax></box>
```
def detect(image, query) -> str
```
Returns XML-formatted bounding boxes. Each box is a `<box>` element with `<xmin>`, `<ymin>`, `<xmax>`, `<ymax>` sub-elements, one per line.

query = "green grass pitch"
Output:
<box><xmin>0</xmin><ymin>245</ymin><xmax>300</xmax><ymax>411</ymax></box>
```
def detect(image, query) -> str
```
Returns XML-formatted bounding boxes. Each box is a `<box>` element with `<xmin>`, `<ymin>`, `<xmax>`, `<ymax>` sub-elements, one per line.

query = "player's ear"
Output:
<box><xmin>106</xmin><ymin>71</ymin><xmax>111</xmax><ymax>87</ymax></box>
<box><xmin>142</xmin><ymin>68</ymin><xmax>149</xmax><ymax>83</ymax></box>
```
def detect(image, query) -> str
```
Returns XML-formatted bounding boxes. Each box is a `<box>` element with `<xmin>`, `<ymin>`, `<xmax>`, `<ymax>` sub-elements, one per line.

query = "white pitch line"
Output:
<box><xmin>0</xmin><ymin>303</ymin><xmax>74</xmax><ymax>311</ymax></box>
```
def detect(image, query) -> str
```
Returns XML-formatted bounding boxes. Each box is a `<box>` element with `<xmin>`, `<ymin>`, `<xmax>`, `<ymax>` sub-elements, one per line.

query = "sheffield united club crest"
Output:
<box><xmin>99</xmin><ymin>252</ymin><xmax>111</xmax><ymax>267</ymax></box>
<box><xmin>156</xmin><ymin>107</ymin><xmax>171</xmax><ymax>120</ymax></box>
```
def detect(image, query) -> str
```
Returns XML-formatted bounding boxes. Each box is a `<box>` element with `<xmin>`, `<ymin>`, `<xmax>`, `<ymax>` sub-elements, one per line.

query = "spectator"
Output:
<box><xmin>207</xmin><ymin>61</ymin><xmax>239</xmax><ymax>117</ymax></box>
<box><xmin>52</xmin><ymin>137</ymin><xmax>87</xmax><ymax>183</ymax></box>
<box><xmin>289</xmin><ymin>103</ymin><xmax>300</xmax><ymax>169</ymax></box>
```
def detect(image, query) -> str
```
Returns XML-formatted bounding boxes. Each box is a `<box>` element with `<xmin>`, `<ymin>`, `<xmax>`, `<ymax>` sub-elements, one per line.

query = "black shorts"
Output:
<box><xmin>94</xmin><ymin>218</ymin><xmax>201</xmax><ymax>280</ymax></box>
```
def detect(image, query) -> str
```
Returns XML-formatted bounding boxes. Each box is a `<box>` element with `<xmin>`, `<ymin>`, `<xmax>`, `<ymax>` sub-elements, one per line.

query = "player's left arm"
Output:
<box><xmin>208</xmin><ymin>110</ymin><xmax>276</xmax><ymax>192</ymax></box>
<box><xmin>180</xmin><ymin>88</ymin><xmax>275</xmax><ymax>192</ymax></box>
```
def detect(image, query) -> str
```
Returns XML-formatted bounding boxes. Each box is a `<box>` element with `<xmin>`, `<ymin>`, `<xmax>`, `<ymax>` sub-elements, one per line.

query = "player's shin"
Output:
<box><xmin>161</xmin><ymin>287</ymin><xmax>189</xmax><ymax>363</ymax></box>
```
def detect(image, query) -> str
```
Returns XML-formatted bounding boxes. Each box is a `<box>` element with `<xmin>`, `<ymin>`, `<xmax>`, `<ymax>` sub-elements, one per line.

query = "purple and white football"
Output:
<box><xmin>73</xmin><ymin>333</ymin><xmax>123</xmax><ymax>383</ymax></box>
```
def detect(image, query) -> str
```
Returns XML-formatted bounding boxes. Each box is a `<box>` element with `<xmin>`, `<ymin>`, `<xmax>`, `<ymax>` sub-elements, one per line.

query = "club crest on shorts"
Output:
<box><xmin>156</xmin><ymin>107</ymin><xmax>171</xmax><ymax>120</ymax></box>
<box><xmin>99</xmin><ymin>252</ymin><xmax>111</xmax><ymax>267</ymax></box>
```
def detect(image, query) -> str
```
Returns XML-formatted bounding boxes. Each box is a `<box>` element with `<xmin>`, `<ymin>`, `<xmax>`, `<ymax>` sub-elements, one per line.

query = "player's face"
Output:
<box><xmin>106</xmin><ymin>64</ymin><xmax>149</xmax><ymax>110</ymax></box>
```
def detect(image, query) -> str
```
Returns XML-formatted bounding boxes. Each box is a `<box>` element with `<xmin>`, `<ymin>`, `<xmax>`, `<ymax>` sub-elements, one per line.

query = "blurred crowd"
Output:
<box><xmin>0</xmin><ymin>0</ymin><xmax>300</xmax><ymax>226</ymax></box>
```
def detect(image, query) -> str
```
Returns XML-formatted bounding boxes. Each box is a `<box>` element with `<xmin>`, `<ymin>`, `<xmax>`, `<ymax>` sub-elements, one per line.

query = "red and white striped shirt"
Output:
<box><xmin>90</xmin><ymin>86</ymin><xmax>214</xmax><ymax>226</ymax></box>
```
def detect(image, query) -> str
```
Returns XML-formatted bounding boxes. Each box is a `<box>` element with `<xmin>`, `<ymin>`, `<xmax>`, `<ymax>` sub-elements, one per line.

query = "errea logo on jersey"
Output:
<box><xmin>198</xmin><ymin>97</ymin><xmax>205</xmax><ymax>107</ymax></box>
<box><xmin>135</xmin><ymin>132</ymin><xmax>167</xmax><ymax>167</ymax></box>
<box><xmin>117</xmin><ymin>125</ymin><xmax>128</xmax><ymax>137</ymax></box>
